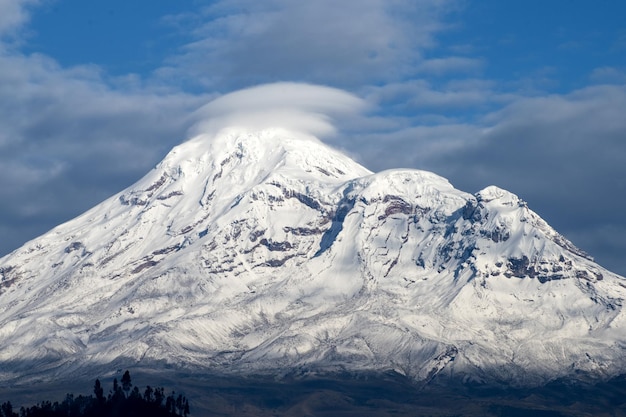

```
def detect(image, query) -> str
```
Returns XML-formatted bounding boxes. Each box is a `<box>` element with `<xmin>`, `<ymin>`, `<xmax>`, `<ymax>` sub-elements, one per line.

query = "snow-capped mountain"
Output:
<box><xmin>1</xmin><ymin>127</ymin><xmax>625</xmax><ymax>388</ymax></box>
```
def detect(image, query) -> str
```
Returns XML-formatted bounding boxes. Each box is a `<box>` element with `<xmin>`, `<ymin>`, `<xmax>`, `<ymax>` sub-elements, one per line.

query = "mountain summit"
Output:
<box><xmin>1</xmin><ymin>128</ymin><xmax>625</xmax><ymax>387</ymax></box>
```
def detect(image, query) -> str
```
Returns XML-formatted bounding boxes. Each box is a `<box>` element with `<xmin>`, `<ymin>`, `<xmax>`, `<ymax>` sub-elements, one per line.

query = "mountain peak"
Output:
<box><xmin>160</xmin><ymin>128</ymin><xmax>371</xmax><ymax>184</ymax></box>
<box><xmin>477</xmin><ymin>185</ymin><xmax>523</xmax><ymax>206</ymax></box>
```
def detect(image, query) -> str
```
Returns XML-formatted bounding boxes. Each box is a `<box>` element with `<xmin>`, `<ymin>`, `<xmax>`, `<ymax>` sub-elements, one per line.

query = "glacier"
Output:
<box><xmin>1</xmin><ymin>127</ymin><xmax>625</xmax><ymax>390</ymax></box>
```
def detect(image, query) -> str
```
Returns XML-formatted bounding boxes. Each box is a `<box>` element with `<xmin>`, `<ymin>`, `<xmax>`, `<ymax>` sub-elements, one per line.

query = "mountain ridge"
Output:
<box><xmin>1</xmin><ymin>127</ymin><xmax>625</xmax><ymax>389</ymax></box>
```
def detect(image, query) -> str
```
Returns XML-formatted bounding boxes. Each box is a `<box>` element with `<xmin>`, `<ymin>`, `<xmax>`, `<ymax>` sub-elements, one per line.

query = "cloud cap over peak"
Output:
<box><xmin>189</xmin><ymin>82</ymin><xmax>368</xmax><ymax>138</ymax></box>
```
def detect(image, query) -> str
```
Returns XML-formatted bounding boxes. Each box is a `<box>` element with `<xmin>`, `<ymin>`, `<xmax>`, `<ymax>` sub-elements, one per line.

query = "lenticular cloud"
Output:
<box><xmin>189</xmin><ymin>82</ymin><xmax>367</xmax><ymax>138</ymax></box>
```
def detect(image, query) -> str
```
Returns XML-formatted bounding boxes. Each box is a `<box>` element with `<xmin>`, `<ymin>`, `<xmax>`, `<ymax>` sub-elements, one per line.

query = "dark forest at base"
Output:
<box><xmin>4</xmin><ymin>371</ymin><xmax>626</xmax><ymax>416</ymax></box>
<box><xmin>1</xmin><ymin>371</ymin><xmax>189</xmax><ymax>417</ymax></box>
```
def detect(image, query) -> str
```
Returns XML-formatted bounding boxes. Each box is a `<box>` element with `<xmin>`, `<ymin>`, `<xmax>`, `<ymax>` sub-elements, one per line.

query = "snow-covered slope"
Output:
<box><xmin>1</xmin><ymin>128</ymin><xmax>625</xmax><ymax>387</ymax></box>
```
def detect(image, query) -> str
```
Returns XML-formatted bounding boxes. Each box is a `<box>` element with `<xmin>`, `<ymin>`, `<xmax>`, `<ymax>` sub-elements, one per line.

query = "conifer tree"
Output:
<box><xmin>144</xmin><ymin>385</ymin><xmax>154</xmax><ymax>403</ymax></box>
<box><xmin>121</xmin><ymin>370</ymin><xmax>132</xmax><ymax>396</ymax></box>
<box><xmin>94</xmin><ymin>379</ymin><xmax>104</xmax><ymax>403</ymax></box>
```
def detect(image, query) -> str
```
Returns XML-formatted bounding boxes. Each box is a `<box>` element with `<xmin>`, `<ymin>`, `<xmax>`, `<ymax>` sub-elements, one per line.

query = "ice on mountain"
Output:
<box><xmin>1</xmin><ymin>127</ymin><xmax>625</xmax><ymax>387</ymax></box>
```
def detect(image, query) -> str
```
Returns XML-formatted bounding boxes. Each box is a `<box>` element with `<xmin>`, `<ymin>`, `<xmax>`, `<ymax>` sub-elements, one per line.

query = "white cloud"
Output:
<box><xmin>0</xmin><ymin>0</ymin><xmax>39</xmax><ymax>39</ymax></box>
<box><xmin>363</xmin><ymin>78</ymin><xmax>510</xmax><ymax>112</ymax></box>
<box><xmin>590</xmin><ymin>66</ymin><xmax>626</xmax><ymax>84</ymax></box>
<box><xmin>159</xmin><ymin>0</ymin><xmax>456</xmax><ymax>89</ymax></box>
<box><xmin>415</xmin><ymin>57</ymin><xmax>484</xmax><ymax>76</ymax></box>
<box><xmin>190</xmin><ymin>82</ymin><xmax>367</xmax><ymax>138</ymax></box>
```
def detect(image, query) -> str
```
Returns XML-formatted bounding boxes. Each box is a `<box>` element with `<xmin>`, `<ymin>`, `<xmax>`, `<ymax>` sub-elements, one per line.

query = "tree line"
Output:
<box><xmin>1</xmin><ymin>371</ymin><xmax>190</xmax><ymax>417</ymax></box>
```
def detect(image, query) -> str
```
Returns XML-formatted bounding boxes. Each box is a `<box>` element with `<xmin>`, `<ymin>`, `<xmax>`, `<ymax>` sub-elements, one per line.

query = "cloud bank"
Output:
<box><xmin>160</xmin><ymin>0</ymin><xmax>455</xmax><ymax>89</ymax></box>
<box><xmin>0</xmin><ymin>0</ymin><xmax>38</xmax><ymax>39</ymax></box>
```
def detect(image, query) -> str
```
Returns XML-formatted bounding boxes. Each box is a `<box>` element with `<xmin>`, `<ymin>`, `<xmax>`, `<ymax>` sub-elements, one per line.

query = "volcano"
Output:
<box><xmin>1</xmin><ymin>127</ymin><xmax>625</xmax><ymax>396</ymax></box>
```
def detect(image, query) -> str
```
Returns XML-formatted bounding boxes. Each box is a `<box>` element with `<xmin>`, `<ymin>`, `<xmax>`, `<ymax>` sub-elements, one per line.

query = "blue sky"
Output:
<box><xmin>1</xmin><ymin>0</ymin><xmax>626</xmax><ymax>275</ymax></box>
